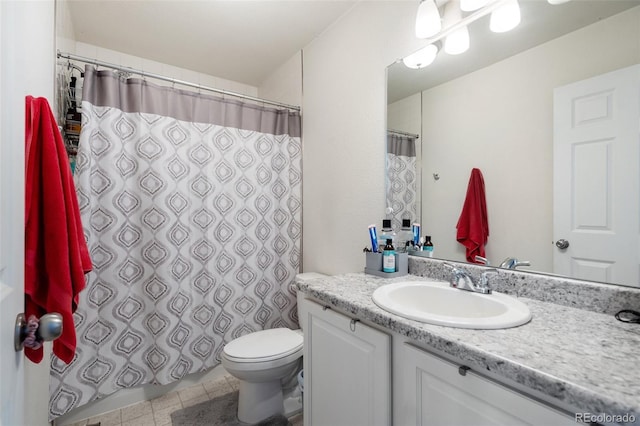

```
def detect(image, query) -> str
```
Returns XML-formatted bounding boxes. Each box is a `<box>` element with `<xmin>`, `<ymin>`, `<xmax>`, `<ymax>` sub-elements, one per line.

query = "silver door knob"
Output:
<box><xmin>14</xmin><ymin>312</ymin><xmax>63</xmax><ymax>351</ymax></box>
<box><xmin>555</xmin><ymin>239</ymin><xmax>570</xmax><ymax>250</ymax></box>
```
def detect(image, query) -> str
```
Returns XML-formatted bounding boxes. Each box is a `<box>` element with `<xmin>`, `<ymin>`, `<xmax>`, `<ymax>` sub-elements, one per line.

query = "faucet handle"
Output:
<box><xmin>443</xmin><ymin>263</ymin><xmax>469</xmax><ymax>288</ymax></box>
<box><xmin>474</xmin><ymin>256</ymin><xmax>490</xmax><ymax>265</ymax></box>
<box><xmin>499</xmin><ymin>257</ymin><xmax>531</xmax><ymax>269</ymax></box>
<box><xmin>478</xmin><ymin>268</ymin><xmax>498</xmax><ymax>291</ymax></box>
<box><xmin>443</xmin><ymin>262</ymin><xmax>462</xmax><ymax>274</ymax></box>
<box><xmin>443</xmin><ymin>262</ymin><xmax>468</xmax><ymax>276</ymax></box>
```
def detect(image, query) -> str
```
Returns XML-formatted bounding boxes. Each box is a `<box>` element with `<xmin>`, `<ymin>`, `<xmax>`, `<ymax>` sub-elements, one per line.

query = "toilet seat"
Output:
<box><xmin>223</xmin><ymin>328</ymin><xmax>303</xmax><ymax>363</ymax></box>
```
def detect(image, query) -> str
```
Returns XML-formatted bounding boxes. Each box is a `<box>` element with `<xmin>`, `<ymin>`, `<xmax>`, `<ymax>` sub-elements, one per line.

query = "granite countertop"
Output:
<box><xmin>297</xmin><ymin>273</ymin><xmax>640</xmax><ymax>425</ymax></box>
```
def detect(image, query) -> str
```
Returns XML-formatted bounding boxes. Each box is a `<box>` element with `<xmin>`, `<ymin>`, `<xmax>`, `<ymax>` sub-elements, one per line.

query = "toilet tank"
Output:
<box><xmin>295</xmin><ymin>273</ymin><xmax>327</xmax><ymax>332</ymax></box>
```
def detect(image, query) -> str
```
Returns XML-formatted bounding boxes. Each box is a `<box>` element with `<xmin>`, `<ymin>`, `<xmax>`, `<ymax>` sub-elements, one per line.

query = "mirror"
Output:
<box><xmin>386</xmin><ymin>113</ymin><xmax>422</xmax><ymax>234</ymax></box>
<box><xmin>387</xmin><ymin>1</ymin><xmax>640</xmax><ymax>287</ymax></box>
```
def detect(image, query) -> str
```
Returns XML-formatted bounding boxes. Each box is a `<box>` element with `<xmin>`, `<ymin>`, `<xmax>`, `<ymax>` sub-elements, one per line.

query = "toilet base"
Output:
<box><xmin>283</xmin><ymin>387</ymin><xmax>303</xmax><ymax>418</ymax></box>
<box><xmin>236</xmin><ymin>378</ymin><xmax>303</xmax><ymax>423</ymax></box>
<box><xmin>237</xmin><ymin>380</ymin><xmax>284</xmax><ymax>424</ymax></box>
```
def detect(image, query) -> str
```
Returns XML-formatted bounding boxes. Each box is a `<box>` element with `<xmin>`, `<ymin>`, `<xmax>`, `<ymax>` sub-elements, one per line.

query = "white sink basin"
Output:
<box><xmin>372</xmin><ymin>280</ymin><xmax>531</xmax><ymax>329</ymax></box>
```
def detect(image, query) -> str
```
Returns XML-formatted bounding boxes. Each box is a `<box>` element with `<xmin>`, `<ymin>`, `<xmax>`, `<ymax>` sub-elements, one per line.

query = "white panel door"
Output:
<box><xmin>0</xmin><ymin>1</ymin><xmax>26</xmax><ymax>424</ymax></box>
<box><xmin>1</xmin><ymin>1</ymin><xmax>55</xmax><ymax>424</ymax></box>
<box><xmin>303</xmin><ymin>299</ymin><xmax>391</xmax><ymax>426</ymax></box>
<box><xmin>553</xmin><ymin>65</ymin><xmax>640</xmax><ymax>287</ymax></box>
<box><xmin>395</xmin><ymin>343</ymin><xmax>574</xmax><ymax>426</ymax></box>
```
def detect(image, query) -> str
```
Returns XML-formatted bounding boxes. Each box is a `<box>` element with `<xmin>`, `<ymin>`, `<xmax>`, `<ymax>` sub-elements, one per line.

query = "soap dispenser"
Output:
<box><xmin>383</xmin><ymin>239</ymin><xmax>396</xmax><ymax>273</ymax></box>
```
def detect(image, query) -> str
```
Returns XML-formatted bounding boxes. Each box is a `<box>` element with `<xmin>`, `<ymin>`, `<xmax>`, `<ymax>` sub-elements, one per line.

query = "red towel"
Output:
<box><xmin>456</xmin><ymin>168</ymin><xmax>489</xmax><ymax>263</ymax></box>
<box><xmin>24</xmin><ymin>96</ymin><xmax>92</xmax><ymax>364</ymax></box>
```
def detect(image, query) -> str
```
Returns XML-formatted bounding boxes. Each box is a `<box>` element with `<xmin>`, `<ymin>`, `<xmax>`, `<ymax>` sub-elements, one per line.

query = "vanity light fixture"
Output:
<box><xmin>547</xmin><ymin>0</ymin><xmax>571</xmax><ymax>4</ymax></box>
<box><xmin>415</xmin><ymin>0</ymin><xmax>442</xmax><ymax>39</ymax></box>
<box><xmin>403</xmin><ymin>43</ymin><xmax>439</xmax><ymax>69</ymax></box>
<box><xmin>460</xmin><ymin>0</ymin><xmax>489</xmax><ymax>12</ymax></box>
<box><xmin>443</xmin><ymin>0</ymin><xmax>469</xmax><ymax>55</ymax></box>
<box><xmin>404</xmin><ymin>0</ymin><xmax>521</xmax><ymax>69</ymax></box>
<box><xmin>490</xmin><ymin>0</ymin><xmax>521</xmax><ymax>33</ymax></box>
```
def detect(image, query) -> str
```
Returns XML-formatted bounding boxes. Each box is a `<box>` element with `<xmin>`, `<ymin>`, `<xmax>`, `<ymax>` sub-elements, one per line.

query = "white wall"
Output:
<box><xmin>302</xmin><ymin>1</ymin><xmax>425</xmax><ymax>275</ymax></box>
<box><xmin>420</xmin><ymin>6</ymin><xmax>640</xmax><ymax>272</ymax></box>
<box><xmin>387</xmin><ymin>93</ymin><xmax>421</xmax><ymax>138</ymax></box>
<box><xmin>66</xmin><ymin>42</ymin><xmax>259</xmax><ymax>98</ymax></box>
<box><xmin>55</xmin><ymin>0</ymin><xmax>75</xmax><ymax>54</ymax></box>
<box><xmin>258</xmin><ymin>51</ymin><xmax>302</xmax><ymax>108</ymax></box>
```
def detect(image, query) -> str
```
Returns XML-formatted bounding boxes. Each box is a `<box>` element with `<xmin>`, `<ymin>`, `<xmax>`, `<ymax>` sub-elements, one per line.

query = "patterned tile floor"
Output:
<box><xmin>63</xmin><ymin>374</ymin><xmax>303</xmax><ymax>426</ymax></box>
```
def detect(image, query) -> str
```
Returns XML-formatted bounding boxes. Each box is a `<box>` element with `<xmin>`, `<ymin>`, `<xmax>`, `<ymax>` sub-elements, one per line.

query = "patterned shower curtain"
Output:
<box><xmin>385</xmin><ymin>133</ymin><xmax>418</xmax><ymax>231</ymax></box>
<box><xmin>49</xmin><ymin>66</ymin><xmax>302</xmax><ymax>419</ymax></box>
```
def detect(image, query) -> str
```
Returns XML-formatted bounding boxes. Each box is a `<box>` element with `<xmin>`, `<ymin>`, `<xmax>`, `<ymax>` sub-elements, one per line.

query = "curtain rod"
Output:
<box><xmin>57</xmin><ymin>51</ymin><xmax>301</xmax><ymax>112</ymax></box>
<box><xmin>387</xmin><ymin>129</ymin><xmax>419</xmax><ymax>139</ymax></box>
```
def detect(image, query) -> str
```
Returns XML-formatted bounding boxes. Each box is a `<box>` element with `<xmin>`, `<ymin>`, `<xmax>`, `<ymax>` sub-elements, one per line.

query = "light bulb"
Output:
<box><xmin>547</xmin><ymin>0</ymin><xmax>571</xmax><ymax>4</ymax></box>
<box><xmin>460</xmin><ymin>0</ymin><xmax>489</xmax><ymax>12</ymax></box>
<box><xmin>443</xmin><ymin>0</ymin><xmax>469</xmax><ymax>55</ymax></box>
<box><xmin>490</xmin><ymin>0</ymin><xmax>521</xmax><ymax>33</ymax></box>
<box><xmin>445</xmin><ymin>27</ymin><xmax>470</xmax><ymax>55</ymax></box>
<box><xmin>402</xmin><ymin>44</ymin><xmax>439</xmax><ymax>69</ymax></box>
<box><xmin>415</xmin><ymin>0</ymin><xmax>442</xmax><ymax>39</ymax></box>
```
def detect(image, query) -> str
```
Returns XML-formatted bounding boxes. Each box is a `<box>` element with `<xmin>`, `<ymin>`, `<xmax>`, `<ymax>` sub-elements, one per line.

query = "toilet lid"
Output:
<box><xmin>223</xmin><ymin>328</ymin><xmax>303</xmax><ymax>362</ymax></box>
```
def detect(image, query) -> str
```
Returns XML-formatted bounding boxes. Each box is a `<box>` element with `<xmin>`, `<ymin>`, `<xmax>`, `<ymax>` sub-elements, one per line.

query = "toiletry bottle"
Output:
<box><xmin>368</xmin><ymin>224</ymin><xmax>379</xmax><ymax>253</ymax></box>
<box><xmin>398</xmin><ymin>219</ymin><xmax>412</xmax><ymax>253</ymax></box>
<box><xmin>379</xmin><ymin>219</ymin><xmax>395</xmax><ymax>249</ymax></box>
<box><xmin>412</xmin><ymin>223</ymin><xmax>421</xmax><ymax>246</ymax></box>
<box><xmin>424</xmin><ymin>235</ymin><xmax>434</xmax><ymax>258</ymax></box>
<box><xmin>383</xmin><ymin>239</ymin><xmax>396</xmax><ymax>273</ymax></box>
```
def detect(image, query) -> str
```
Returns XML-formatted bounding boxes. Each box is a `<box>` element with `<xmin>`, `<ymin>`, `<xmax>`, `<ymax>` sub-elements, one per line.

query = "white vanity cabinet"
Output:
<box><xmin>394</xmin><ymin>342</ymin><xmax>575</xmax><ymax>426</ymax></box>
<box><xmin>302</xmin><ymin>298</ymin><xmax>391</xmax><ymax>426</ymax></box>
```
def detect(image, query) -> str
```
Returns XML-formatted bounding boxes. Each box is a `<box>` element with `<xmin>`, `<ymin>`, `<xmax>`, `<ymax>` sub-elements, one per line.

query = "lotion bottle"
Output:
<box><xmin>383</xmin><ymin>239</ymin><xmax>396</xmax><ymax>273</ymax></box>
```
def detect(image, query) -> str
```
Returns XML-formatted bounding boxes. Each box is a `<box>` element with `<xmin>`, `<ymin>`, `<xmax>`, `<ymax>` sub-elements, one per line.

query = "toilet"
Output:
<box><xmin>221</xmin><ymin>272</ymin><xmax>326</xmax><ymax>423</ymax></box>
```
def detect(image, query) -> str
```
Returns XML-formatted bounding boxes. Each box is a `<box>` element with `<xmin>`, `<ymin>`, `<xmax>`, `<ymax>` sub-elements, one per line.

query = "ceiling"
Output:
<box><xmin>387</xmin><ymin>0</ymin><xmax>640</xmax><ymax>103</ymax></box>
<box><xmin>65</xmin><ymin>0</ymin><xmax>358</xmax><ymax>87</ymax></box>
<box><xmin>65</xmin><ymin>1</ymin><xmax>640</xmax><ymax>94</ymax></box>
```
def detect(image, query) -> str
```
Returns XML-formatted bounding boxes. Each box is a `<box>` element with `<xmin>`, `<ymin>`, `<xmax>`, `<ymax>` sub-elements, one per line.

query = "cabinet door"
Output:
<box><xmin>303</xmin><ymin>299</ymin><xmax>391</xmax><ymax>426</ymax></box>
<box><xmin>395</xmin><ymin>343</ymin><xmax>574</xmax><ymax>426</ymax></box>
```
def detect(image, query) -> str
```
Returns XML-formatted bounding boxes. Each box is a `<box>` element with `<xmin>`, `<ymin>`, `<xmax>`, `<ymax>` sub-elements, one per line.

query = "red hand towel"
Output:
<box><xmin>456</xmin><ymin>168</ymin><xmax>489</xmax><ymax>263</ymax></box>
<box><xmin>24</xmin><ymin>96</ymin><xmax>92</xmax><ymax>364</ymax></box>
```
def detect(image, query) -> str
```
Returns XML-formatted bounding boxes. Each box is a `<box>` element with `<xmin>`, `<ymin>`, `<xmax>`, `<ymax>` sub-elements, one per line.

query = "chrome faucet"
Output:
<box><xmin>444</xmin><ymin>263</ymin><xmax>496</xmax><ymax>294</ymax></box>
<box><xmin>499</xmin><ymin>257</ymin><xmax>531</xmax><ymax>270</ymax></box>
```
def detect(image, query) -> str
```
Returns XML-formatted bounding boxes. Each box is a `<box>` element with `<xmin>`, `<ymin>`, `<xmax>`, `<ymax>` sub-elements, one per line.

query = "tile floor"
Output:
<box><xmin>63</xmin><ymin>374</ymin><xmax>303</xmax><ymax>426</ymax></box>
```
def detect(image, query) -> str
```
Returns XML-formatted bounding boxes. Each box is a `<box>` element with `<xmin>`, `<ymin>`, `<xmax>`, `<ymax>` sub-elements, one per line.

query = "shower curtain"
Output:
<box><xmin>385</xmin><ymin>133</ymin><xmax>417</xmax><ymax>231</ymax></box>
<box><xmin>48</xmin><ymin>66</ymin><xmax>302</xmax><ymax>418</ymax></box>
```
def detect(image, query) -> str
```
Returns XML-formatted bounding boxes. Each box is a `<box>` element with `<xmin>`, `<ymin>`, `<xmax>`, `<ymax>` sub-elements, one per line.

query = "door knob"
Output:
<box><xmin>555</xmin><ymin>239</ymin><xmax>570</xmax><ymax>250</ymax></box>
<box><xmin>14</xmin><ymin>312</ymin><xmax>63</xmax><ymax>351</ymax></box>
